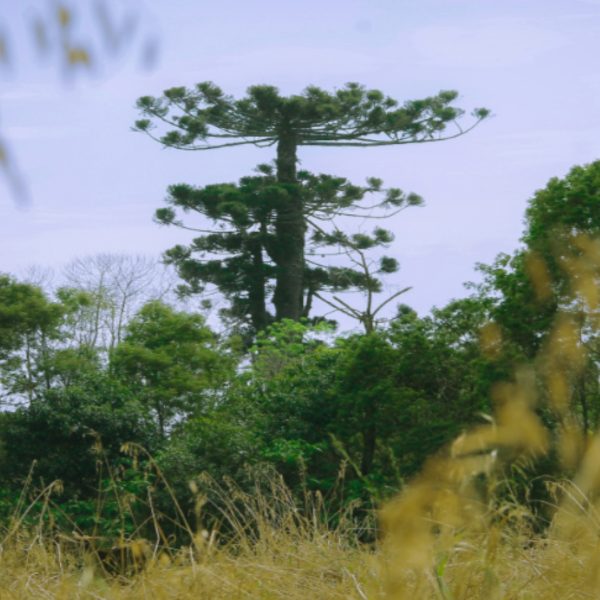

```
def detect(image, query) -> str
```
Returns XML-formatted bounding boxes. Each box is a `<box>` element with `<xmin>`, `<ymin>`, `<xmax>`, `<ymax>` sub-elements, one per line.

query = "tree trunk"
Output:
<box><xmin>273</xmin><ymin>131</ymin><xmax>305</xmax><ymax>321</ymax></box>
<box><xmin>578</xmin><ymin>375</ymin><xmax>589</xmax><ymax>434</ymax></box>
<box><xmin>361</xmin><ymin>402</ymin><xmax>377</xmax><ymax>476</ymax></box>
<box><xmin>24</xmin><ymin>335</ymin><xmax>34</xmax><ymax>404</ymax></box>
<box><xmin>248</xmin><ymin>235</ymin><xmax>269</xmax><ymax>331</ymax></box>
<box><xmin>156</xmin><ymin>401</ymin><xmax>166</xmax><ymax>440</ymax></box>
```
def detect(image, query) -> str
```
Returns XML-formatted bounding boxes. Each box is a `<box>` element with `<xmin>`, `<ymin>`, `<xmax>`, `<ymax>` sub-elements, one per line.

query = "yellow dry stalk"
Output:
<box><xmin>479</xmin><ymin>321</ymin><xmax>502</xmax><ymax>360</ymax></box>
<box><xmin>556</xmin><ymin>418</ymin><xmax>586</xmax><ymax>470</ymax></box>
<box><xmin>0</xmin><ymin>36</ymin><xmax>7</xmax><ymax>64</ymax></box>
<box><xmin>543</xmin><ymin>313</ymin><xmax>587</xmax><ymax>374</ymax></box>
<box><xmin>547</xmin><ymin>370</ymin><xmax>571</xmax><ymax>415</ymax></box>
<box><xmin>57</xmin><ymin>6</ymin><xmax>71</xmax><ymax>29</ymax></box>
<box><xmin>525</xmin><ymin>250</ymin><xmax>553</xmax><ymax>302</ymax></box>
<box><xmin>67</xmin><ymin>47</ymin><xmax>91</xmax><ymax>66</ymax></box>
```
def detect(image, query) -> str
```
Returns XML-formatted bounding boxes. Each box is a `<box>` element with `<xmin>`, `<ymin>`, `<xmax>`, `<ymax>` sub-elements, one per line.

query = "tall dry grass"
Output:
<box><xmin>1</xmin><ymin>234</ymin><xmax>599</xmax><ymax>599</ymax></box>
<box><xmin>0</xmin><ymin>470</ymin><xmax>378</xmax><ymax>599</ymax></box>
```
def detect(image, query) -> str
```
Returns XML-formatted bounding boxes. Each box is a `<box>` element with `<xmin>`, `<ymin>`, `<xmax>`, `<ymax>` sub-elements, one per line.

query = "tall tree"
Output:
<box><xmin>135</xmin><ymin>82</ymin><xmax>489</xmax><ymax>320</ymax></box>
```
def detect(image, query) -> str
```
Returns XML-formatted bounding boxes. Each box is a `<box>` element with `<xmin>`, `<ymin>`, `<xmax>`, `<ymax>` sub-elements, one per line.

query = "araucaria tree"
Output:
<box><xmin>135</xmin><ymin>82</ymin><xmax>489</xmax><ymax>321</ymax></box>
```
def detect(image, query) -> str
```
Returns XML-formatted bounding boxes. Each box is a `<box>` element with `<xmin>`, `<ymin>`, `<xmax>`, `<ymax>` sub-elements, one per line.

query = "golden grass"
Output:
<box><xmin>0</xmin><ymin>536</ymin><xmax>374</xmax><ymax>599</ymax></box>
<box><xmin>0</xmin><ymin>472</ymin><xmax>379</xmax><ymax>600</ymax></box>
<box><xmin>4</xmin><ymin>480</ymin><xmax>600</xmax><ymax>599</ymax></box>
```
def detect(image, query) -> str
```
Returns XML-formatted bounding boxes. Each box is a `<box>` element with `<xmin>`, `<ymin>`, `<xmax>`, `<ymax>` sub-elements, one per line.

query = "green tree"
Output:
<box><xmin>203</xmin><ymin>316</ymin><xmax>492</xmax><ymax>501</ymax></box>
<box><xmin>524</xmin><ymin>160</ymin><xmax>600</xmax><ymax>270</ymax></box>
<box><xmin>0</xmin><ymin>372</ymin><xmax>156</xmax><ymax>498</ymax></box>
<box><xmin>476</xmin><ymin>161</ymin><xmax>600</xmax><ymax>355</ymax></box>
<box><xmin>136</xmin><ymin>82</ymin><xmax>489</xmax><ymax>321</ymax></box>
<box><xmin>475</xmin><ymin>161</ymin><xmax>600</xmax><ymax>432</ymax></box>
<box><xmin>473</xmin><ymin>252</ymin><xmax>551</xmax><ymax>357</ymax></box>
<box><xmin>522</xmin><ymin>161</ymin><xmax>600</xmax><ymax>432</ymax></box>
<box><xmin>111</xmin><ymin>301</ymin><xmax>231</xmax><ymax>438</ymax></box>
<box><xmin>0</xmin><ymin>275</ymin><xmax>64</xmax><ymax>403</ymax></box>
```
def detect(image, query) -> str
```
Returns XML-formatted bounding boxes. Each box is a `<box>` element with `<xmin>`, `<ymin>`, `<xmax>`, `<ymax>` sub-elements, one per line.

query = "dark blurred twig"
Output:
<box><xmin>0</xmin><ymin>1</ymin><xmax>158</xmax><ymax>205</ymax></box>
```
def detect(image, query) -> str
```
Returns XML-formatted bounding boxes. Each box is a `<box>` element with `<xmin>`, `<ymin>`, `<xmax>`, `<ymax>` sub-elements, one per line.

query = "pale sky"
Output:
<box><xmin>1</xmin><ymin>0</ymin><xmax>599</xmax><ymax>322</ymax></box>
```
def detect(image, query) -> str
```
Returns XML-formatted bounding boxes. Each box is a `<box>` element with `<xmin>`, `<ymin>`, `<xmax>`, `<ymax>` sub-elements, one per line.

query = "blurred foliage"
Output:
<box><xmin>0</xmin><ymin>1</ymin><xmax>158</xmax><ymax>203</ymax></box>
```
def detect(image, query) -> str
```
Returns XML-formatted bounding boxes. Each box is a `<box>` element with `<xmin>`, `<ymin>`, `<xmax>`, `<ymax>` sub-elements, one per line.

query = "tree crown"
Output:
<box><xmin>135</xmin><ymin>81</ymin><xmax>490</xmax><ymax>150</ymax></box>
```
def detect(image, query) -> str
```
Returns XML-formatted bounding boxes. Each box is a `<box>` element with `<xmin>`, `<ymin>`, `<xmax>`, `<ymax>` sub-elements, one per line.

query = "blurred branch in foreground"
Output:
<box><xmin>0</xmin><ymin>0</ymin><xmax>159</xmax><ymax>205</ymax></box>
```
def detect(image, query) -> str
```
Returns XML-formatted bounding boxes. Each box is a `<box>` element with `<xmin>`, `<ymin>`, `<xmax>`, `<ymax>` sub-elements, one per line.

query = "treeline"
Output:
<box><xmin>0</xmin><ymin>261</ymin><xmax>493</xmax><ymax>538</ymax></box>
<box><xmin>1</xmin><ymin>160</ymin><xmax>599</xmax><ymax>542</ymax></box>
<box><xmin>1</xmin><ymin>79</ymin><xmax>599</xmax><ymax>545</ymax></box>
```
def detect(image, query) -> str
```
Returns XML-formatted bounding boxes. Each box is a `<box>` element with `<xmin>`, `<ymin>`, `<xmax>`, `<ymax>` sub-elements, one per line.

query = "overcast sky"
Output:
<box><xmin>1</xmin><ymin>0</ymin><xmax>599</xmax><ymax>322</ymax></box>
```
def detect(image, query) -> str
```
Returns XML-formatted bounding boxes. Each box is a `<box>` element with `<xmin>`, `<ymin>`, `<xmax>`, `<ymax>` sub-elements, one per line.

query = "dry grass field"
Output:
<box><xmin>3</xmin><ymin>475</ymin><xmax>600</xmax><ymax>600</ymax></box>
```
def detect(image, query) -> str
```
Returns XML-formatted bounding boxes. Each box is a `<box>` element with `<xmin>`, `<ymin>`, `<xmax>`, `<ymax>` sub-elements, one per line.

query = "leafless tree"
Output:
<box><xmin>62</xmin><ymin>253</ymin><xmax>176</xmax><ymax>351</ymax></box>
